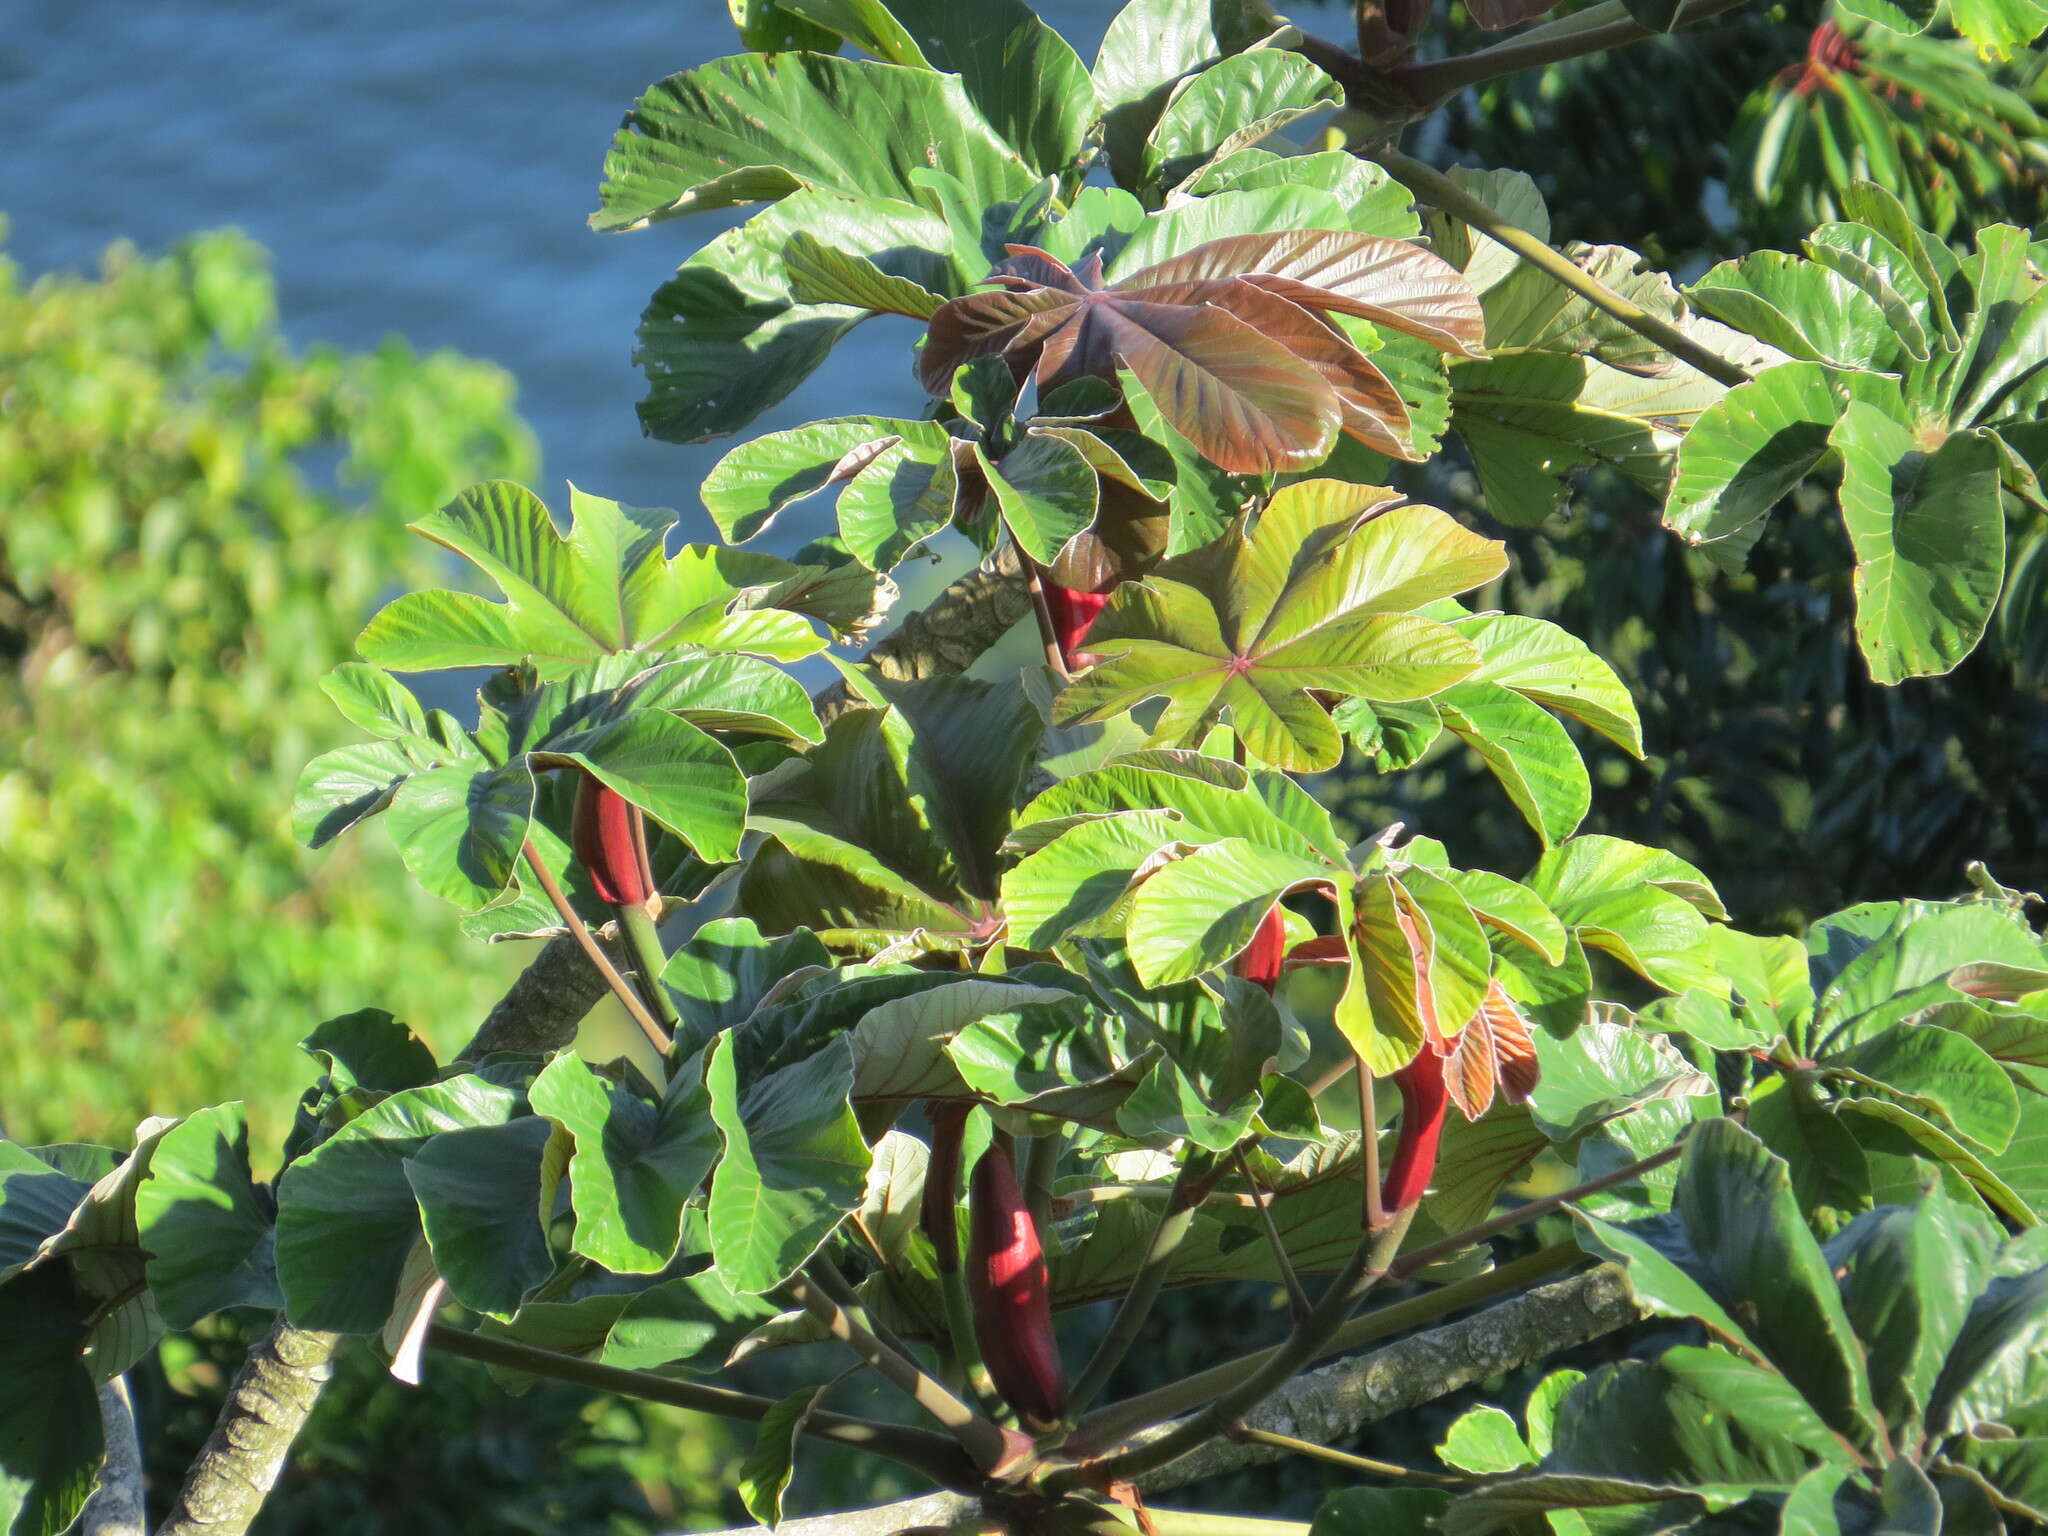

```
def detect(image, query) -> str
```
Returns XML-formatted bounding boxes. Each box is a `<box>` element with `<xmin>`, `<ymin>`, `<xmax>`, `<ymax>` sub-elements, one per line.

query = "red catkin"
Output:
<box><xmin>570</xmin><ymin>770</ymin><xmax>648</xmax><ymax>907</ymax></box>
<box><xmin>1381</xmin><ymin>1048</ymin><xmax>1451</xmax><ymax>1214</ymax></box>
<box><xmin>1234</xmin><ymin>904</ymin><xmax>1289</xmax><ymax>994</ymax></box>
<box><xmin>1042</xmin><ymin>581</ymin><xmax>1110</xmax><ymax>670</ymax></box>
<box><xmin>968</xmin><ymin>1141</ymin><xmax>1069</xmax><ymax>1427</ymax></box>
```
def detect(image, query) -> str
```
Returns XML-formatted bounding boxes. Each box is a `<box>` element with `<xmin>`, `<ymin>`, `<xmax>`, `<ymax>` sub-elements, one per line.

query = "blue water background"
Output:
<box><xmin>1</xmin><ymin>0</ymin><xmax>1105</xmax><ymax>559</ymax></box>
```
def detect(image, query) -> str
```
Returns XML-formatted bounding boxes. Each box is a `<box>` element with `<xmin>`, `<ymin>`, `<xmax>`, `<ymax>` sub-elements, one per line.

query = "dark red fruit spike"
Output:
<box><xmin>1234</xmin><ymin>904</ymin><xmax>1288</xmax><ymax>994</ymax></box>
<box><xmin>570</xmin><ymin>770</ymin><xmax>649</xmax><ymax>908</ymax></box>
<box><xmin>1042</xmin><ymin>581</ymin><xmax>1110</xmax><ymax>669</ymax></box>
<box><xmin>1381</xmin><ymin>1049</ymin><xmax>1450</xmax><ymax>1214</ymax></box>
<box><xmin>968</xmin><ymin>1142</ymin><xmax>1069</xmax><ymax>1427</ymax></box>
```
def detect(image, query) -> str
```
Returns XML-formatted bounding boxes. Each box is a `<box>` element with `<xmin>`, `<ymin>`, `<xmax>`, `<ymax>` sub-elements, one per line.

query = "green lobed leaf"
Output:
<box><xmin>274</xmin><ymin>1076</ymin><xmax>523</xmax><ymax>1333</ymax></box>
<box><xmin>1663</xmin><ymin>361</ymin><xmax>1898</xmax><ymax>547</ymax></box>
<box><xmin>134</xmin><ymin>1104</ymin><xmax>279</xmax><ymax>1327</ymax></box>
<box><xmin>1689</xmin><ymin>252</ymin><xmax>1903</xmax><ymax>371</ymax></box>
<box><xmin>1141</xmin><ymin>50</ymin><xmax>1339</xmax><ymax>190</ymax></box>
<box><xmin>539</xmin><ymin>708</ymin><xmax>746</xmax><ymax>865</ymax></box>
<box><xmin>705</xmin><ymin>1034</ymin><xmax>871</xmax><ymax>1295</ymax></box>
<box><xmin>528</xmin><ymin>1052</ymin><xmax>718</xmax><ymax>1276</ymax></box>
<box><xmin>1124</xmin><ymin>838</ymin><xmax>1330</xmax><ymax>985</ymax></box>
<box><xmin>404</xmin><ymin>1118</ymin><xmax>560</xmax><ymax>1319</ymax></box>
<box><xmin>1831</xmin><ymin>405</ymin><xmax>2006</xmax><ymax>684</ymax></box>
<box><xmin>637</xmin><ymin>191</ymin><xmax>958</xmax><ymax>445</ymax></box>
<box><xmin>701</xmin><ymin>416</ymin><xmax>961</xmax><ymax>565</ymax></box>
<box><xmin>383</xmin><ymin>760</ymin><xmax>536</xmax><ymax>911</ymax></box>
<box><xmin>1437</xmin><ymin>682</ymin><xmax>1592</xmax><ymax>847</ymax></box>
<box><xmin>593</xmin><ymin>53</ymin><xmax>1034</xmax><ymax>232</ymax></box>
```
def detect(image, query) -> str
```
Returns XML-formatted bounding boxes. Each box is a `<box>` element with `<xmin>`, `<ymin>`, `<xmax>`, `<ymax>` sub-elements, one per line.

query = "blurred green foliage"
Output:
<box><xmin>0</xmin><ymin>224</ymin><xmax>536</xmax><ymax>1148</ymax></box>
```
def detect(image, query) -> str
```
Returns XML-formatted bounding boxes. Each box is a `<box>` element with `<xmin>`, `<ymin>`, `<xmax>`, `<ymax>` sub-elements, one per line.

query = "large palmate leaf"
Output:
<box><xmin>1001</xmin><ymin>747</ymin><xmax>1345</xmax><ymax>967</ymax></box>
<box><xmin>704</xmin><ymin>1034</ymin><xmax>871</xmax><ymax>1295</ymax></box>
<box><xmin>1054</xmin><ymin>480</ymin><xmax>1493</xmax><ymax>771</ymax></box>
<box><xmin>1140</xmin><ymin>49</ymin><xmax>1340</xmax><ymax>190</ymax></box>
<box><xmin>274</xmin><ymin>1076</ymin><xmax>524</xmax><ymax>1333</ymax></box>
<box><xmin>1091</xmin><ymin>0</ymin><xmax>1283</xmax><ymax>186</ymax></box>
<box><xmin>1577</xmin><ymin>1121</ymin><xmax>1884</xmax><ymax>1448</ymax></box>
<box><xmin>773</xmin><ymin>0</ymin><xmax>1100</xmax><ymax>178</ymax></box>
<box><xmin>358</xmin><ymin>482</ymin><xmax>860</xmax><ymax>673</ymax></box>
<box><xmin>739</xmin><ymin>674</ymin><xmax>1042</xmax><ymax>952</ymax></box>
<box><xmin>919</xmin><ymin>231</ymin><xmax>1483</xmax><ymax>474</ymax></box>
<box><xmin>702</xmin><ymin>416</ymin><xmax>963</xmax><ymax>571</ymax></box>
<box><xmin>1661</xmin><ymin>190</ymin><xmax>2041</xmax><ymax>680</ymax></box>
<box><xmin>528</xmin><ymin>1053</ymin><xmax>718</xmax><ymax>1275</ymax></box>
<box><xmin>298</xmin><ymin>486</ymin><xmax>859</xmax><ymax>913</ymax></box>
<box><xmin>593</xmin><ymin>52</ymin><xmax>1036</xmax><ymax>232</ymax></box>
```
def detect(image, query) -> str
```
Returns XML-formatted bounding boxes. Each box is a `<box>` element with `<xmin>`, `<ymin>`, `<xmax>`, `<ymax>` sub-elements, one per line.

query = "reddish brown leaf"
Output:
<box><xmin>1147</xmin><ymin>279</ymin><xmax>1416</xmax><ymax>459</ymax></box>
<box><xmin>917</xmin><ymin>286</ymin><xmax>1075</xmax><ymax>392</ymax></box>
<box><xmin>1119</xmin><ymin>231</ymin><xmax>1488</xmax><ymax>359</ymax></box>
<box><xmin>1443</xmin><ymin>980</ymin><xmax>1541</xmax><ymax>1121</ymax></box>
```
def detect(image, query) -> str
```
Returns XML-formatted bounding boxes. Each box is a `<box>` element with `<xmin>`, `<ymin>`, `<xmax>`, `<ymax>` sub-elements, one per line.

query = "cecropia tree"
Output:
<box><xmin>5</xmin><ymin>2</ymin><xmax>2047</xmax><ymax>1535</ymax></box>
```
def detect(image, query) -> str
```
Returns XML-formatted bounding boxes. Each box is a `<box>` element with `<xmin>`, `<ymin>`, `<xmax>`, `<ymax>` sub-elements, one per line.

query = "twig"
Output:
<box><xmin>1070</xmin><ymin>1151</ymin><xmax>1218</xmax><ymax>1413</ymax></box>
<box><xmin>1225</xmin><ymin>1422</ymin><xmax>1470</xmax><ymax>1485</ymax></box>
<box><xmin>1370</xmin><ymin>148</ymin><xmax>1753</xmax><ymax>388</ymax></box>
<box><xmin>785</xmin><ymin>1266</ymin><xmax>1011</xmax><ymax>1471</ymax></box>
<box><xmin>1075</xmin><ymin>1240</ymin><xmax>1583</xmax><ymax>1448</ymax></box>
<box><xmin>1391</xmin><ymin>0</ymin><xmax>1754</xmax><ymax>103</ymax></box>
<box><xmin>521</xmin><ymin>841</ymin><xmax>669</xmax><ymax>1053</ymax></box>
<box><xmin>688</xmin><ymin>1261</ymin><xmax>1635</xmax><ymax>1535</ymax></box>
<box><xmin>1048</xmin><ymin>1209</ymin><xmax>1418</xmax><ymax>1490</ymax></box>
<box><xmin>1388</xmin><ymin>1138</ymin><xmax>1686</xmax><ymax>1279</ymax></box>
<box><xmin>1233</xmin><ymin>1147</ymin><xmax>1311</xmax><ymax>1323</ymax></box>
<box><xmin>423</xmin><ymin>1323</ymin><xmax>975</xmax><ymax>1488</ymax></box>
<box><xmin>85</xmin><ymin>1378</ymin><xmax>146</xmax><ymax>1536</ymax></box>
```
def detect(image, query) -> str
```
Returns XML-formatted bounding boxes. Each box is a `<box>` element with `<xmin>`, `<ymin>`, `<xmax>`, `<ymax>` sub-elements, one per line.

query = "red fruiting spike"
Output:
<box><xmin>1381</xmin><ymin>1048</ymin><xmax>1451</xmax><ymax>1214</ymax></box>
<box><xmin>1042</xmin><ymin>581</ymin><xmax>1111</xmax><ymax>669</ymax></box>
<box><xmin>921</xmin><ymin>1102</ymin><xmax>972</xmax><ymax>1275</ymax></box>
<box><xmin>1234</xmin><ymin>904</ymin><xmax>1288</xmax><ymax>994</ymax></box>
<box><xmin>968</xmin><ymin>1142</ymin><xmax>1069</xmax><ymax>1427</ymax></box>
<box><xmin>570</xmin><ymin>770</ymin><xmax>649</xmax><ymax>908</ymax></box>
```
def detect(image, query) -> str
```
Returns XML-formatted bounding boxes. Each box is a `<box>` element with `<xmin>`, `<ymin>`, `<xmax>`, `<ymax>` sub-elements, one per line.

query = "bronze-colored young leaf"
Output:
<box><xmin>919</xmin><ymin>233</ymin><xmax>1484</xmax><ymax>473</ymax></box>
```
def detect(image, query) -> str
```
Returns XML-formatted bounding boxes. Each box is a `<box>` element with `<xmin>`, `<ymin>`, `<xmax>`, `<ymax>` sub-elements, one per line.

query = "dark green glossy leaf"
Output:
<box><xmin>528</xmin><ymin>1052</ymin><xmax>717</xmax><ymax>1276</ymax></box>
<box><xmin>705</xmin><ymin>1034</ymin><xmax>870</xmax><ymax>1295</ymax></box>
<box><xmin>274</xmin><ymin>1076</ymin><xmax>523</xmax><ymax>1333</ymax></box>
<box><xmin>0</xmin><ymin>1266</ymin><xmax>102</xmax><ymax>1536</ymax></box>
<box><xmin>405</xmin><ymin>1118</ymin><xmax>559</xmax><ymax>1318</ymax></box>
<box><xmin>134</xmin><ymin>1104</ymin><xmax>279</xmax><ymax>1327</ymax></box>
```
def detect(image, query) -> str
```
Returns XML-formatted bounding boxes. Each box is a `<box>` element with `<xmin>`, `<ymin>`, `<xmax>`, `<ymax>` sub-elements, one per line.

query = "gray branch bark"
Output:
<box><xmin>685</xmin><ymin>1265</ymin><xmax>1641</xmax><ymax>1536</ymax></box>
<box><xmin>457</xmin><ymin>928</ymin><xmax>619</xmax><ymax>1061</ymax></box>
<box><xmin>86</xmin><ymin>1378</ymin><xmax>147</xmax><ymax>1536</ymax></box>
<box><xmin>155</xmin><ymin>1323</ymin><xmax>341</xmax><ymax>1536</ymax></box>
